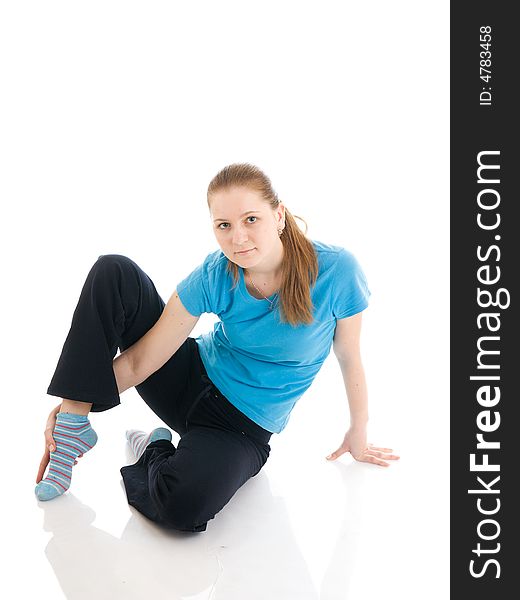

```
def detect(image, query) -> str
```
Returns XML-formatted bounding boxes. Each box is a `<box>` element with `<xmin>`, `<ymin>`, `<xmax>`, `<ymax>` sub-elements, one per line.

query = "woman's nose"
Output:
<box><xmin>232</xmin><ymin>225</ymin><xmax>248</xmax><ymax>245</ymax></box>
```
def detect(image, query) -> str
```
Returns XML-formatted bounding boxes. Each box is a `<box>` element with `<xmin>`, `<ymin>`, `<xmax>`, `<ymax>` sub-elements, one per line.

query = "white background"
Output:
<box><xmin>1</xmin><ymin>1</ymin><xmax>449</xmax><ymax>598</ymax></box>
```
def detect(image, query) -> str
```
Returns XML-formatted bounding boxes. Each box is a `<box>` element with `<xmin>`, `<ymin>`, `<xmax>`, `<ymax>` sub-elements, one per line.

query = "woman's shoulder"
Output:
<box><xmin>180</xmin><ymin>248</ymin><xmax>229</xmax><ymax>285</ymax></box>
<box><xmin>309</xmin><ymin>240</ymin><xmax>367</xmax><ymax>287</ymax></box>
<box><xmin>311</xmin><ymin>239</ymin><xmax>345</xmax><ymax>255</ymax></box>
<box><xmin>197</xmin><ymin>248</ymin><xmax>235</xmax><ymax>287</ymax></box>
<box><xmin>201</xmin><ymin>247</ymin><xmax>228</xmax><ymax>270</ymax></box>
<box><xmin>310</xmin><ymin>239</ymin><xmax>355</xmax><ymax>266</ymax></box>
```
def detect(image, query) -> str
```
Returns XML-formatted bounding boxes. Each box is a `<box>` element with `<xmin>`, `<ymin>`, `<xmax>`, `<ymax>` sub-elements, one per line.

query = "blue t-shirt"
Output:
<box><xmin>176</xmin><ymin>240</ymin><xmax>370</xmax><ymax>434</ymax></box>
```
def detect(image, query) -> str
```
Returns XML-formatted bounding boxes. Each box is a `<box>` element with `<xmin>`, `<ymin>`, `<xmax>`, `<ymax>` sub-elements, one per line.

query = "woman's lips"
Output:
<box><xmin>236</xmin><ymin>248</ymin><xmax>255</xmax><ymax>255</ymax></box>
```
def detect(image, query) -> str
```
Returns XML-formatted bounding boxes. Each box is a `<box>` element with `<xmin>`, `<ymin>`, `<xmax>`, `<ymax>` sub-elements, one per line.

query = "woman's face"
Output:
<box><xmin>209</xmin><ymin>186</ymin><xmax>285</xmax><ymax>270</ymax></box>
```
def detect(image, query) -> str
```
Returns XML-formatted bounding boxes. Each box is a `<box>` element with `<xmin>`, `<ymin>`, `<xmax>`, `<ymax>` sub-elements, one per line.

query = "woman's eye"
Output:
<box><xmin>217</xmin><ymin>217</ymin><xmax>257</xmax><ymax>230</ymax></box>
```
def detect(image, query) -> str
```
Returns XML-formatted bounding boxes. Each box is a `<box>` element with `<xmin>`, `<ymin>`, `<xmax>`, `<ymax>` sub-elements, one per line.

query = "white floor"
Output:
<box><xmin>2</xmin><ymin>2</ymin><xmax>449</xmax><ymax>597</ymax></box>
<box><xmin>8</xmin><ymin>352</ymin><xmax>449</xmax><ymax>600</ymax></box>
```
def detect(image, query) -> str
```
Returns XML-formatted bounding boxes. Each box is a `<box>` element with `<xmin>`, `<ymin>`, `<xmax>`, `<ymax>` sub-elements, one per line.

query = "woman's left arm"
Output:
<box><xmin>326</xmin><ymin>312</ymin><xmax>400</xmax><ymax>467</ymax></box>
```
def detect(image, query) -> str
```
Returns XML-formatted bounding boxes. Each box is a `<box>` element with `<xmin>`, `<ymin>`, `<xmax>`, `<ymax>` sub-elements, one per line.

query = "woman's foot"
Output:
<box><xmin>35</xmin><ymin>413</ymin><xmax>98</xmax><ymax>501</ymax></box>
<box><xmin>126</xmin><ymin>427</ymin><xmax>172</xmax><ymax>460</ymax></box>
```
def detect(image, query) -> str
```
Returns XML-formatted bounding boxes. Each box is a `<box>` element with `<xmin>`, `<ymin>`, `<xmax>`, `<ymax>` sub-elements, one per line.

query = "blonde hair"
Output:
<box><xmin>207</xmin><ymin>163</ymin><xmax>318</xmax><ymax>326</ymax></box>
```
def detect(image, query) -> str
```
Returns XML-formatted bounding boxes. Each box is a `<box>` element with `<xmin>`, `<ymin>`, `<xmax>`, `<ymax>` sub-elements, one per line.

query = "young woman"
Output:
<box><xmin>35</xmin><ymin>163</ymin><xmax>399</xmax><ymax>532</ymax></box>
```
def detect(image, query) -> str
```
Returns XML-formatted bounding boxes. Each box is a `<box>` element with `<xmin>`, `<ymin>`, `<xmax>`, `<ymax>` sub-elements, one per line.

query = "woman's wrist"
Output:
<box><xmin>349</xmin><ymin>414</ymin><xmax>368</xmax><ymax>429</ymax></box>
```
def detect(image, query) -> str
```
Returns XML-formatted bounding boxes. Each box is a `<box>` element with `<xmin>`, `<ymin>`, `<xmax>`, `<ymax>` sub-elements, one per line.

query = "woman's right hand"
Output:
<box><xmin>36</xmin><ymin>404</ymin><xmax>62</xmax><ymax>484</ymax></box>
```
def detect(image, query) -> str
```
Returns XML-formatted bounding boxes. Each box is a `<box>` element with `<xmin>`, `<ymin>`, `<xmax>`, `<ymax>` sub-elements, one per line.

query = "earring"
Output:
<box><xmin>278</xmin><ymin>228</ymin><xmax>283</xmax><ymax>236</ymax></box>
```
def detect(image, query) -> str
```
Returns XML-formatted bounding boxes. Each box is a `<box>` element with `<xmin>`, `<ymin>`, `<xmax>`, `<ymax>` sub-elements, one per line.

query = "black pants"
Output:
<box><xmin>47</xmin><ymin>254</ymin><xmax>272</xmax><ymax>532</ymax></box>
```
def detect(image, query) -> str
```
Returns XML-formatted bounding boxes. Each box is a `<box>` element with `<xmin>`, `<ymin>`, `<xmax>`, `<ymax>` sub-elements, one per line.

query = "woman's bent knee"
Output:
<box><xmin>95</xmin><ymin>254</ymin><xmax>135</xmax><ymax>270</ymax></box>
<box><xmin>90</xmin><ymin>254</ymin><xmax>141</xmax><ymax>286</ymax></box>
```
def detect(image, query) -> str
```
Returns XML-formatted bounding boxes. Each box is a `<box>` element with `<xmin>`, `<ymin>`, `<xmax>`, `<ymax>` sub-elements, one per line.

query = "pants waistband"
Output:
<box><xmin>209</xmin><ymin>385</ymin><xmax>273</xmax><ymax>446</ymax></box>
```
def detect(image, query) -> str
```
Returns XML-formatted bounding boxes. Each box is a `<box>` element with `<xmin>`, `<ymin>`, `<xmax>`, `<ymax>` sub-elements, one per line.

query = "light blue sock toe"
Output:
<box><xmin>126</xmin><ymin>427</ymin><xmax>172</xmax><ymax>460</ymax></box>
<box><xmin>35</xmin><ymin>481</ymin><xmax>61</xmax><ymax>501</ymax></box>
<box><xmin>149</xmin><ymin>427</ymin><xmax>172</xmax><ymax>444</ymax></box>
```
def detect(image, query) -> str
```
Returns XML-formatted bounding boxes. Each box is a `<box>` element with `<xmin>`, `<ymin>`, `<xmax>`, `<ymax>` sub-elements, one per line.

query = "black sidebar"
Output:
<box><xmin>451</xmin><ymin>3</ymin><xmax>518</xmax><ymax>597</ymax></box>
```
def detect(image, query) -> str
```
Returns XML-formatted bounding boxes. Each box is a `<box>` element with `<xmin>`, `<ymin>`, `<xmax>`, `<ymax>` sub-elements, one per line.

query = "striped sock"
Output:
<box><xmin>126</xmin><ymin>427</ymin><xmax>172</xmax><ymax>461</ymax></box>
<box><xmin>35</xmin><ymin>412</ymin><xmax>98</xmax><ymax>501</ymax></box>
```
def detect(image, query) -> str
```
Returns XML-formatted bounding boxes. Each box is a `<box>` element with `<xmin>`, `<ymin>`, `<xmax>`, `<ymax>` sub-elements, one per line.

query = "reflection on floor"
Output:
<box><xmin>20</xmin><ymin>388</ymin><xmax>447</xmax><ymax>600</ymax></box>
